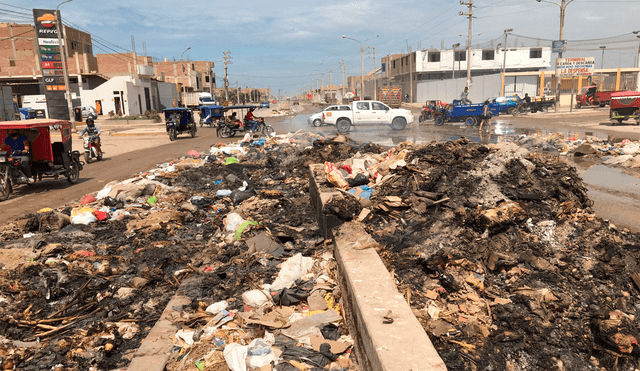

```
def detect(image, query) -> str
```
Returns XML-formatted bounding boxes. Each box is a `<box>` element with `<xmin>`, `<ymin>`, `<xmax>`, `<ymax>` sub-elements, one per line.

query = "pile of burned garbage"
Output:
<box><xmin>2</xmin><ymin>130</ymin><xmax>640</xmax><ymax>371</ymax></box>
<box><xmin>320</xmin><ymin>137</ymin><xmax>640</xmax><ymax>370</ymax></box>
<box><xmin>0</xmin><ymin>133</ymin><xmax>365</xmax><ymax>371</ymax></box>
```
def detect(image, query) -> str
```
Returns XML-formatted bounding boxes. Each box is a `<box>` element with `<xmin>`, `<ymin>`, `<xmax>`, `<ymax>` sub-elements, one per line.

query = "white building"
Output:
<box><xmin>372</xmin><ymin>46</ymin><xmax>552</xmax><ymax>102</ymax></box>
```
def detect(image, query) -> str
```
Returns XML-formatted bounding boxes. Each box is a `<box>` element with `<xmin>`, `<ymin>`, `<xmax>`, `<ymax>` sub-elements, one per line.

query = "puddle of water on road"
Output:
<box><xmin>579</xmin><ymin>164</ymin><xmax>640</xmax><ymax>194</ymax></box>
<box><xmin>276</xmin><ymin>114</ymin><xmax>633</xmax><ymax>147</ymax></box>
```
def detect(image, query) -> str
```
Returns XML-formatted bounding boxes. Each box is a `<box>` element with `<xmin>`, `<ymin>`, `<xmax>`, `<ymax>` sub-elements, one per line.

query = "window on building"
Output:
<box><xmin>205</xmin><ymin>76</ymin><xmax>210</xmax><ymax>83</ymax></box>
<box><xmin>530</xmin><ymin>48</ymin><xmax>542</xmax><ymax>58</ymax></box>
<box><xmin>70</xmin><ymin>41</ymin><xmax>78</xmax><ymax>51</ymax></box>
<box><xmin>413</xmin><ymin>54</ymin><xmax>416</xmax><ymax>63</ymax></box>
<box><xmin>191</xmin><ymin>63</ymin><xmax>195</xmax><ymax>70</ymax></box>
<box><xmin>455</xmin><ymin>51</ymin><xmax>466</xmax><ymax>62</ymax></box>
<box><xmin>428</xmin><ymin>52</ymin><xmax>440</xmax><ymax>62</ymax></box>
<box><xmin>9</xmin><ymin>60</ymin><xmax>15</xmax><ymax>67</ymax></box>
<box><xmin>482</xmin><ymin>50</ymin><xmax>495</xmax><ymax>60</ymax></box>
<box><xmin>84</xmin><ymin>45</ymin><xmax>91</xmax><ymax>54</ymax></box>
<box><xmin>401</xmin><ymin>58</ymin><xmax>404</xmax><ymax>67</ymax></box>
<box><xmin>392</xmin><ymin>60</ymin><xmax>396</xmax><ymax>69</ymax></box>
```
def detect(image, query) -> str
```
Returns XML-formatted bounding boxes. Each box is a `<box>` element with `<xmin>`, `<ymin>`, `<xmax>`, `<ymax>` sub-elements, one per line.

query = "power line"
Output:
<box><xmin>0</xmin><ymin>2</ymin><xmax>30</xmax><ymax>11</ymax></box>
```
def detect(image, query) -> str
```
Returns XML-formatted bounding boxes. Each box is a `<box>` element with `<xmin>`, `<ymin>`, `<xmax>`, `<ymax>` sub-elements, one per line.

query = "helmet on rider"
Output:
<box><xmin>86</xmin><ymin>117</ymin><xmax>95</xmax><ymax>126</ymax></box>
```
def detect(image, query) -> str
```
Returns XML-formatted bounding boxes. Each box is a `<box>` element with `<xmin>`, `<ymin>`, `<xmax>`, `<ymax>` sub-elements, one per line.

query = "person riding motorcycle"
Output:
<box><xmin>3</xmin><ymin>129</ymin><xmax>34</xmax><ymax>183</ymax></box>
<box><xmin>245</xmin><ymin>108</ymin><xmax>260</xmax><ymax>132</ymax></box>
<box><xmin>78</xmin><ymin>117</ymin><xmax>102</xmax><ymax>155</ymax></box>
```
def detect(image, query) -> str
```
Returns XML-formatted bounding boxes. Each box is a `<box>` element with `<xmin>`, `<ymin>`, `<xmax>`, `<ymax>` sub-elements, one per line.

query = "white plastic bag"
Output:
<box><xmin>263</xmin><ymin>253</ymin><xmax>314</xmax><ymax>291</ymax></box>
<box><xmin>205</xmin><ymin>300</ymin><xmax>228</xmax><ymax>315</ymax></box>
<box><xmin>71</xmin><ymin>211</ymin><xmax>97</xmax><ymax>225</ymax></box>
<box><xmin>241</xmin><ymin>289</ymin><xmax>271</xmax><ymax>307</ymax></box>
<box><xmin>224</xmin><ymin>343</ymin><xmax>248</xmax><ymax>371</ymax></box>
<box><xmin>225</xmin><ymin>213</ymin><xmax>246</xmax><ymax>232</ymax></box>
<box><xmin>246</xmin><ymin>338</ymin><xmax>275</xmax><ymax>368</ymax></box>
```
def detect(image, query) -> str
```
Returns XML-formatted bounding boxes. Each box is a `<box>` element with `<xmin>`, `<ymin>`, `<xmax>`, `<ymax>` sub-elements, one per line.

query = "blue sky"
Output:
<box><xmin>3</xmin><ymin>0</ymin><xmax>640</xmax><ymax>95</ymax></box>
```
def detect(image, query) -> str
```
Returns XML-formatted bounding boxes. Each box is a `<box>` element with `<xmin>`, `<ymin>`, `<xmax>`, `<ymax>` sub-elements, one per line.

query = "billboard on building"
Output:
<box><xmin>33</xmin><ymin>9</ymin><xmax>69</xmax><ymax>120</ymax></box>
<box><xmin>557</xmin><ymin>57</ymin><xmax>595</xmax><ymax>77</ymax></box>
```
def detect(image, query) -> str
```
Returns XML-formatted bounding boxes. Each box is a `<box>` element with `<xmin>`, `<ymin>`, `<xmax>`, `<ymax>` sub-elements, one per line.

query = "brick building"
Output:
<box><xmin>0</xmin><ymin>22</ymin><xmax>102</xmax><ymax>97</ymax></box>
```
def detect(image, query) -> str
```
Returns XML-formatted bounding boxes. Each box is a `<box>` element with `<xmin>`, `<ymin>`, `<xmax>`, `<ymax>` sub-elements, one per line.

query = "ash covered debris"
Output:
<box><xmin>0</xmin><ymin>132</ymin><xmax>360</xmax><ymax>371</ymax></box>
<box><xmin>319</xmin><ymin>137</ymin><xmax>640</xmax><ymax>370</ymax></box>
<box><xmin>2</xmin><ymin>129</ymin><xmax>640</xmax><ymax>371</ymax></box>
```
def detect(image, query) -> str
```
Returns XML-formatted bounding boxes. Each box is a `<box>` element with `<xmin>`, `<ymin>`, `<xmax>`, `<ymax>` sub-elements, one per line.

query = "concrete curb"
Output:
<box><xmin>126</xmin><ymin>279</ymin><xmax>193</xmax><ymax>371</ymax></box>
<box><xmin>308</xmin><ymin>165</ymin><xmax>448</xmax><ymax>371</ymax></box>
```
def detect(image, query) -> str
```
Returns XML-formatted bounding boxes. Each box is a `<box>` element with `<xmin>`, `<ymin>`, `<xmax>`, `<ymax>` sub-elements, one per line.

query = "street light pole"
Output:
<box><xmin>55</xmin><ymin>0</ymin><xmax>74</xmax><ymax>127</ymax></box>
<box><xmin>502</xmin><ymin>29</ymin><xmax>513</xmax><ymax>96</ymax></box>
<box><xmin>452</xmin><ymin>43</ymin><xmax>460</xmax><ymax>79</ymax></box>
<box><xmin>537</xmin><ymin>0</ymin><xmax>574</xmax><ymax>113</ymax></box>
<box><xmin>179</xmin><ymin>47</ymin><xmax>191</xmax><ymax>106</ymax></box>
<box><xmin>599</xmin><ymin>46</ymin><xmax>606</xmax><ymax>69</ymax></box>
<box><xmin>343</xmin><ymin>35</ymin><xmax>378</xmax><ymax>99</ymax></box>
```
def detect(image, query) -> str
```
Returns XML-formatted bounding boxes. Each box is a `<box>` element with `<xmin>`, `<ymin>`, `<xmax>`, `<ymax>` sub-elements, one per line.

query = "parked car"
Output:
<box><xmin>81</xmin><ymin>106</ymin><xmax>98</xmax><ymax>119</ymax></box>
<box><xmin>487</xmin><ymin>95</ymin><xmax>521</xmax><ymax>114</ymax></box>
<box><xmin>260</xmin><ymin>101</ymin><xmax>270</xmax><ymax>108</ymax></box>
<box><xmin>308</xmin><ymin>105</ymin><xmax>351</xmax><ymax>127</ymax></box>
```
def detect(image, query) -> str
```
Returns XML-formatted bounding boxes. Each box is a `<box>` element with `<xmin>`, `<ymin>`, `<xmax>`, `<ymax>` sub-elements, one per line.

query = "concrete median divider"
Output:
<box><xmin>308</xmin><ymin>164</ymin><xmax>447</xmax><ymax>371</ymax></box>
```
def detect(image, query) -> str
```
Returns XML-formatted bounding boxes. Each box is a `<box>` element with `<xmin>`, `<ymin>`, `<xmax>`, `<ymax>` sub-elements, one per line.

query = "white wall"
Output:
<box><xmin>416</xmin><ymin>73</ymin><xmax>503</xmax><ymax>103</ymax></box>
<box><xmin>80</xmin><ymin>76</ymin><xmax>176</xmax><ymax>116</ymax></box>
<box><xmin>416</xmin><ymin>47</ymin><xmax>551</xmax><ymax>73</ymax></box>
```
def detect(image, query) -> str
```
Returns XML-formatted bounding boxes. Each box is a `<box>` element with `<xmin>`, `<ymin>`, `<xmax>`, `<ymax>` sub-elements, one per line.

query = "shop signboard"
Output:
<box><xmin>33</xmin><ymin>8</ymin><xmax>69</xmax><ymax>120</ymax></box>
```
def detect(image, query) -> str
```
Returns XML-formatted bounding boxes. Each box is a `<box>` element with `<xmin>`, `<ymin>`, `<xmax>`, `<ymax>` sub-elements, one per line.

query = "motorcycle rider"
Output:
<box><xmin>523</xmin><ymin>93</ymin><xmax>531</xmax><ymax>109</ymax></box>
<box><xmin>3</xmin><ymin>129</ymin><xmax>34</xmax><ymax>183</ymax></box>
<box><xmin>78</xmin><ymin>116</ymin><xmax>102</xmax><ymax>156</ymax></box>
<box><xmin>245</xmin><ymin>108</ymin><xmax>259</xmax><ymax>132</ymax></box>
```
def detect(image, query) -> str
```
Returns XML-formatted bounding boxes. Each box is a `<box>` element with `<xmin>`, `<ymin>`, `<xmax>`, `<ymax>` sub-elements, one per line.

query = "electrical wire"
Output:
<box><xmin>0</xmin><ymin>2</ymin><xmax>30</xmax><ymax>11</ymax></box>
<box><xmin>0</xmin><ymin>27</ymin><xmax>33</xmax><ymax>41</ymax></box>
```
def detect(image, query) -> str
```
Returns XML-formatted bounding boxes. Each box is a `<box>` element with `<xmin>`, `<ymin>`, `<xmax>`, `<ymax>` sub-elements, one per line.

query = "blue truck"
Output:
<box><xmin>434</xmin><ymin>100</ymin><xmax>500</xmax><ymax>126</ymax></box>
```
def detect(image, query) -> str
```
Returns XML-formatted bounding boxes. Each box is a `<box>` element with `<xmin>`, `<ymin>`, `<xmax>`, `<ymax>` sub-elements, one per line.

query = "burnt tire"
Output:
<box><xmin>391</xmin><ymin>117</ymin><xmax>407</xmax><ymax>130</ymax></box>
<box><xmin>312</xmin><ymin>119</ymin><xmax>321</xmax><ymax>127</ymax></box>
<box><xmin>465</xmin><ymin>116</ymin><xmax>477</xmax><ymax>126</ymax></box>
<box><xmin>67</xmin><ymin>160</ymin><xmax>80</xmax><ymax>184</ymax></box>
<box><xmin>336</xmin><ymin>119</ymin><xmax>351</xmax><ymax>134</ymax></box>
<box><xmin>0</xmin><ymin>168</ymin><xmax>11</xmax><ymax>201</ymax></box>
<box><xmin>220</xmin><ymin>126</ymin><xmax>234</xmax><ymax>138</ymax></box>
<box><xmin>168</xmin><ymin>128</ymin><xmax>177</xmax><ymax>141</ymax></box>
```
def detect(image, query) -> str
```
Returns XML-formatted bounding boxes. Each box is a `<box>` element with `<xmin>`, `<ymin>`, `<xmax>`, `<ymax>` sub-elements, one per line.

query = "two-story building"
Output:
<box><xmin>376</xmin><ymin>46</ymin><xmax>551</xmax><ymax>102</ymax></box>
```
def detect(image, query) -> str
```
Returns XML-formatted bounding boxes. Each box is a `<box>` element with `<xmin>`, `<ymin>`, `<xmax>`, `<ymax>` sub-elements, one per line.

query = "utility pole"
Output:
<box><xmin>131</xmin><ymin>36</ymin><xmax>138</xmax><ymax>80</ymax></box>
<box><xmin>408</xmin><ymin>45</ymin><xmax>413</xmax><ymax>103</ymax></box>
<box><xmin>460</xmin><ymin>0</ymin><xmax>474</xmax><ymax>92</ymax></box>
<box><xmin>537</xmin><ymin>0</ymin><xmax>573</xmax><ymax>112</ymax></box>
<box><xmin>501</xmin><ymin>29</ymin><xmax>513</xmax><ymax>96</ymax></box>
<box><xmin>223</xmin><ymin>51</ymin><xmax>232</xmax><ymax>103</ymax></box>
<box><xmin>341</xmin><ymin>59</ymin><xmax>345</xmax><ymax>99</ymax></box>
<box><xmin>369</xmin><ymin>46</ymin><xmax>377</xmax><ymax>99</ymax></box>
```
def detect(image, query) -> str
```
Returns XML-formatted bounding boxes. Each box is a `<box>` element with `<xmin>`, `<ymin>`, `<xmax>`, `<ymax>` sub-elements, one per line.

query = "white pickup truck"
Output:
<box><xmin>320</xmin><ymin>100</ymin><xmax>413</xmax><ymax>133</ymax></box>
